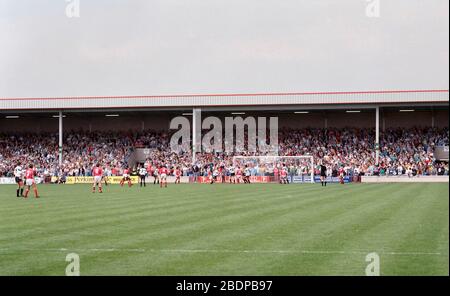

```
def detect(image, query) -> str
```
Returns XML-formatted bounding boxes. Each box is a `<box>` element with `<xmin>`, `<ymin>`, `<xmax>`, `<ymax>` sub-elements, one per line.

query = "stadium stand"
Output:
<box><xmin>0</xmin><ymin>127</ymin><xmax>448</xmax><ymax>180</ymax></box>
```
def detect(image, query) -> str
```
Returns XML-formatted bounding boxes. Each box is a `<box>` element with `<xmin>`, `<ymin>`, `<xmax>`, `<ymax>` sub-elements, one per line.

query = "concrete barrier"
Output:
<box><xmin>361</xmin><ymin>176</ymin><xmax>449</xmax><ymax>183</ymax></box>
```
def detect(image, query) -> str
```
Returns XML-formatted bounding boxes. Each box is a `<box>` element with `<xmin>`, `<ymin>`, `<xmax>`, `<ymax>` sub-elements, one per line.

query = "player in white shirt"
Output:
<box><xmin>228</xmin><ymin>165</ymin><xmax>235</xmax><ymax>184</ymax></box>
<box><xmin>102</xmin><ymin>165</ymin><xmax>111</xmax><ymax>186</ymax></box>
<box><xmin>406</xmin><ymin>166</ymin><xmax>413</xmax><ymax>177</ymax></box>
<box><xmin>153</xmin><ymin>166</ymin><xmax>160</xmax><ymax>185</ymax></box>
<box><xmin>210</xmin><ymin>167</ymin><xmax>219</xmax><ymax>184</ymax></box>
<box><xmin>244</xmin><ymin>166</ymin><xmax>251</xmax><ymax>184</ymax></box>
<box><xmin>397</xmin><ymin>165</ymin><xmax>404</xmax><ymax>175</ymax></box>
<box><xmin>139</xmin><ymin>165</ymin><xmax>147</xmax><ymax>187</ymax></box>
<box><xmin>14</xmin><ymin>163</ymin><xmax>24</xmax><ymax>197</ymax></box>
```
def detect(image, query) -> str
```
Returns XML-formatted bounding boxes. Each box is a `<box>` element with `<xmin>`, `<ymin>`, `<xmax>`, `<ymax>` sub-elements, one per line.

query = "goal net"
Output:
<box><xmin>232</xmin><ymin>155</ymin><xmax>315</xmax><ymax>183</ymax></box>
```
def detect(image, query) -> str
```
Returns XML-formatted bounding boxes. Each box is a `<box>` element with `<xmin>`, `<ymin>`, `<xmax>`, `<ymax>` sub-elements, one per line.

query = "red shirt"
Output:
<box><xmin>93</xmin><ymin>167</ymin><xmax>103</xmax><ymax>176</ymax></box>
<box><xmin>25</xmin><ymin>168</ymin><xmax>35</xmax><ymax>179</ymax></box>
<box><xmin>175</xmin><ymin>169</ymin><xmax>181</xmax><ymax>177</ymax></box>
<box><xmin>280</xmin><ymin>169</ymin><xmax>287</xmax><ymax>177</ymax></box>
<box><xmin>236</xmin><ymin>169</ymin><xmax>242</xmax><ymax>176</ymax></box>
<box><xmin>159</xmin><ymin>167</ymin><xmax>168</xmax><ymax>175</ymax></box>
<box><xmin>124</xmin><ymin>169</ymin><xmax>130</xmax><ymax>175</ymax></box>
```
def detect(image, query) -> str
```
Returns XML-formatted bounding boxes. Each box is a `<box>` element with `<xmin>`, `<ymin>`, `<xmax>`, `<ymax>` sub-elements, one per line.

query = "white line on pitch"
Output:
<box><xmin>146</xmin><ymin>249</ymin><xmax>443</xmax><ymax>256</ymax></box>
<box><xmin>0</xmin><ymin>248</ymin><xmax>145</xmax><ymax>253</ymax></box>
<box><xmin>0</xmin><ymin>248</ymin><xmax>443</xmax><ymax>256</ymax></box>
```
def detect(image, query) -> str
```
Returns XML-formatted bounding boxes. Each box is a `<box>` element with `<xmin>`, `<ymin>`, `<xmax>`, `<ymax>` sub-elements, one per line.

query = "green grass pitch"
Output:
<box><xmin>0</xmin><ymin>182</ymin><xmax>448</xmax><ymax>275</ymax></box>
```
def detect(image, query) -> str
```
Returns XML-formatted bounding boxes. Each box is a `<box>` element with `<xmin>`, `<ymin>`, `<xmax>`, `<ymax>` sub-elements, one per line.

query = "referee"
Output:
<box><xmin>320</xmin><ymin>162</ymin><xmax>327</xmax><ymax>187</ymax></box>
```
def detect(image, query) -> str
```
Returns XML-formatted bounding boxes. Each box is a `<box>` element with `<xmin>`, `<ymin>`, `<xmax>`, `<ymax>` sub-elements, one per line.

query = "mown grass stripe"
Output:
<box><xmin>0</xmin><ymin>183</ymin><xmax>447</xmax><ymax>275</ymax></box>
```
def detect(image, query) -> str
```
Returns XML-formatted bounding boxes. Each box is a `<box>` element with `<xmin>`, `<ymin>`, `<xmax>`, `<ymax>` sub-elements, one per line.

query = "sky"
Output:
<box><xmin>0</xmin><ymin>0</ymin><xmax>448</xmax><ymax>98</ymax></box>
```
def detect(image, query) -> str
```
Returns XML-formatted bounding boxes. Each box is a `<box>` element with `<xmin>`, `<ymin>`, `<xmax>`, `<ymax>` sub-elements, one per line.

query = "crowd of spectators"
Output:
<box><xmin>0</xmin><ymin>127</ymin><xmax>448</xmax><ymax>179</ymax></box>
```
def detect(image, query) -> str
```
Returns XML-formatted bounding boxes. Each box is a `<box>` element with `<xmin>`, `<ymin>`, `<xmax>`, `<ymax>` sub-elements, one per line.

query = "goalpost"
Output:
<box><xmin>232</xmin><ymin>155</ymin><xmax>315</xmax><ymax>183</ymax></box>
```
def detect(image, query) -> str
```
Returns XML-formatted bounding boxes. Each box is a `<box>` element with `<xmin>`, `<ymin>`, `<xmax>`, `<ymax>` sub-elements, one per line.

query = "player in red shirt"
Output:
<box><xmin>24</xmin><ymin>164</ymin><xmax>39</xmax><ymax>198</ymax></box>
<box><xmin>235</xmin><ymin>167</ymin><xmax>242</xmax><ymax>184</ymax></box>
<box><xmin>120</xmin><ymin>167</ymin><xmax>132</xmax><ymax>187</ymax></box>
<box><xmin>146</xmin><ymin>164</ymin><xmax>153</xmax><ymax>183</ymax></box>
<box><xmin>92</xmin><ymin>163</ymin><xmax>103</xmax><ymax>193</ymax></box>
<box><xmin>273</xmin><ymin>166</ymin><xmax>279</xmax><ymax>183</ymax></box>
<box><xmin>174</xmin><ymin>167</ymin><xmax>181</xmax><ymax>184</ymax></box>
<box><xmin>338</xmin><ymin>166</ymin><xmax>345</xmax><ymax>184</ymax></box>
<box><xmin>219</xmin><ymin>165</ymin><xmax>225</xmax><ymax>183</ymax></box>
<box><xmin>280</xmin><ymin>165</ymin><xmax>288</xmax><ymax>184</ymax></box>
<box><xmin>158</xmin><ymin>165</ymin><xmax>168</xmax><ymax>188</ymax></box>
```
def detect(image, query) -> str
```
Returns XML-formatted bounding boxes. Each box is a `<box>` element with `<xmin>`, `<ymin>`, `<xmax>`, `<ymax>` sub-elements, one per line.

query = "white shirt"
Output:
<box><xmin>14</xmin><ymin>166</ymin><xmax>22</xmax><ymax>178</ymax></box>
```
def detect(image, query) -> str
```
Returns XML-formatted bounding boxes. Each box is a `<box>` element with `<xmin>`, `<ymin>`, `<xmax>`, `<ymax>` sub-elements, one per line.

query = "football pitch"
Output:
<box><xmin>0</xmin><ymin>182</ymin><xmax>448</xmax><ymax>276</ymax></box>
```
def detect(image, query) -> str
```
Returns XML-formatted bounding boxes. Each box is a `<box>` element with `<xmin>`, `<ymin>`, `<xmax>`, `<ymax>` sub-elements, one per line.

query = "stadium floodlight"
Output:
<box><xmin>346</xmin><ymin>110</ymin><xmax>361</xmax><ymax>113</ymax></box>
<box><xmin>105</xmin><ymin>114</ymin><xmax>120</xmax><ymax>117</ymax></box>
<box><xmin>232</xmin><ymin>155</ymin><xmax>315</xmax><ymax>183</ymax></box>
<box><xmin>294</xmin><ymin>111</ymin><xmax>309</xmax><ymax>114</ymax></box>
<box><xmin>182</xmin><ymin>113</ymin><xmax>193</xmax><ymax>116</ymax></box>
<box><xmin>52</xmin><ymin>115</ymin><xmax>67</xmax><ymax>118</ymax></box>
<box><xmin>231</xmin><ymin>112</ymin><xmax>246</xmax><ymax>115</ymax></box>
<box><xmin>399</xmin><ymin>109</ymin><xmax>415</xmax><ymax>112</ymax></box>
<box><xmin>5</xmin><ymin>115</ymin><xmax>19</xmax><ymax>119</ymax></box>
